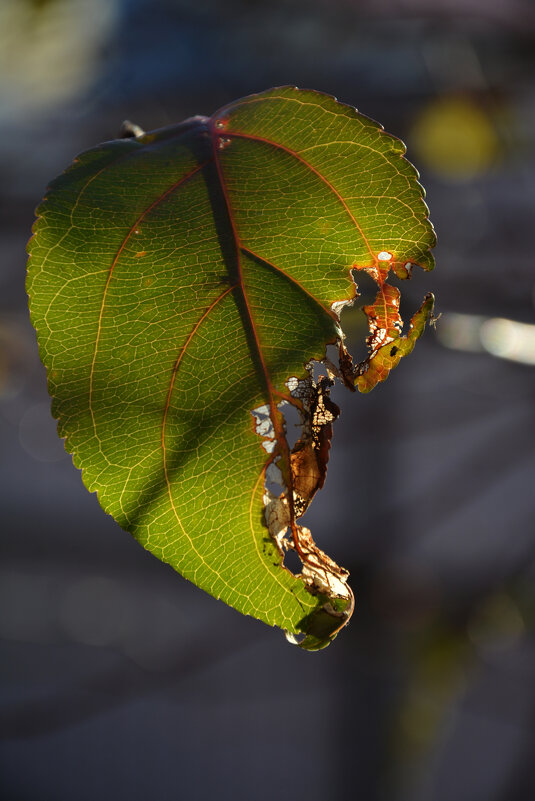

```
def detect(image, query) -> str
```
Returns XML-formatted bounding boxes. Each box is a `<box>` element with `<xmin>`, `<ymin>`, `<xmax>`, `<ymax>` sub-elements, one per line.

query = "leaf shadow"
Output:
<box><xmin>125</xmin><ymin>130</ymin><xmax>273</xmax><ymax>533</ymax></box>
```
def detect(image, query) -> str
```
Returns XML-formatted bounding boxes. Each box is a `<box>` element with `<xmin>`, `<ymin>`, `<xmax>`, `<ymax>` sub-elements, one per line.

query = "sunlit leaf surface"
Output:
<box><xmin>27</xmin><ymin>87</ymin><xmax>435</xmax><ymax>648</ymax></box>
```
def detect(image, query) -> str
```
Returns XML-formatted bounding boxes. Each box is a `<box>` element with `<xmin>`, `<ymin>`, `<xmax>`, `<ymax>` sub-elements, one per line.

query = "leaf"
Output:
<box><xmin>27</xmin><ymin>87</ymin><xmax>436</xmax><ymax>649</ymax></box>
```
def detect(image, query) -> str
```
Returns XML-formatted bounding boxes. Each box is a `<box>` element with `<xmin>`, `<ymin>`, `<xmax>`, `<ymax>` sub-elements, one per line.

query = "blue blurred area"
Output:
<box><xmin>1</xmin><ymin>1</ymin><xmax>535</xmax><ymax>800</ymax></box>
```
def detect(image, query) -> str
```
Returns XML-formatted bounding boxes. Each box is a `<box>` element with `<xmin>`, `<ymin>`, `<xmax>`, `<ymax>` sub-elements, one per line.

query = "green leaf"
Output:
<box><xmin>27</xmin><ymin>87</ymin><xmax>436</xmax><ymax>649</ymax></box>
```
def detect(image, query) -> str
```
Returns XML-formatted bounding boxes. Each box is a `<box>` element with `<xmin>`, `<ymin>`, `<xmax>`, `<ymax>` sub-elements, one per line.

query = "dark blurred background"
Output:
<box><xmin>1</xmin><ymin>1</ymin><xmax>535</xmax><ymax>799</ymax></box>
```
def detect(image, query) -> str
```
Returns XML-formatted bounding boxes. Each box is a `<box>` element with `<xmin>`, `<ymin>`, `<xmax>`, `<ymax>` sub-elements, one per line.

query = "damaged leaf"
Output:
<box><xmin>27</xmin><ymin>87</ymin><xmax>435</xmax><ymax>649</ymax></box>
<box><xmin>354</xmin><ymin>293</ymin><xmax>435</xmax><ymax>392</ymax></box>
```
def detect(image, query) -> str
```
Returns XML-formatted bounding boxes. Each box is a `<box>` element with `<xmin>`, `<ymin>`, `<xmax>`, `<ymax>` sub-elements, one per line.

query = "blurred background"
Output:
<box><xmin>1</xmin><ymin>1</ymin><xmax>534</xmax><ymax>799</ymax></box>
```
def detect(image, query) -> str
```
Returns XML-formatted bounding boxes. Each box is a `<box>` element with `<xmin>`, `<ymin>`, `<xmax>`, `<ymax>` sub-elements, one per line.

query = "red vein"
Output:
<box><xmin>222</xmin><ymin>130</ymin><xmax>405</xmax><ymax>369</ymax></box>
<box><xmin>240</xmin><ymin>243</ymin><xmax>341</xmax><ymax>410</ymax></box>
<box><xmin>158</xmin><ymin>286</ymin><xmax>242</xmax><ymax>596</ymax></box>
<box><xmin>240</xmin><ymin>246</ymin><xmax>338</xmax><ymax>320</ymax></box>
<box><xmin>88</xmin><ymin>160</ymin><xmax>210</xmax><ymax>437</ymax></box>
<box><xmin>221</xmin><ymin>129</ymin><xmax>377</xmax><ymax>263</ymax></box>
<box><xmin>210</xmin><ymin>130</ymin><xmax>280</xmax><ymax>426</ymax></box>
<box><xmin>210</xmin><ymin>123</ymin><xmax>307</xmax><ymax>558</ymax></box>
<box><xmin>161</xmin><ymin>284</ymin><xmax>236</xmax><ymax>473</ymax></box>
<box><xmin>220</xmin><ymin>128</ymin><xmax>397</xmax><ymax>379</ymax></box>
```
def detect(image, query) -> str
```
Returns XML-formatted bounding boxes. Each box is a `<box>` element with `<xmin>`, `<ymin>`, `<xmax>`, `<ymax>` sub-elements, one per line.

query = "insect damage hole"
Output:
<box><xmin>337</xmin><ymin>269</ymin><xmax>380</xmax><ymax>363</ymax></box>
<box><xmin>250</xmin><ymin>403</ymin><xmax>276</xmax><ymax>453</ymax></box>
<box><xmin>283</xmin><ymin>547</ymin><xmax>304</xmax><ymax>576</ymax></box>
<box><xmin>265</xmin><ymin>459</ymin><xmax>284</xmax><ymax>497</ymax></box>
<box><xmin>280</xmin><ymin>399</ymin><xmax>303</xmax><ymax>450</ymax></box>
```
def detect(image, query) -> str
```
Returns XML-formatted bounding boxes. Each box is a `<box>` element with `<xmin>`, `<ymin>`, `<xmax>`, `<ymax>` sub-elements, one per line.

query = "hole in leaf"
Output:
<box><xmin>265</xmin><ymin>460</ymin><xmax>284</xmax><ymax>497</ymax></box>
<box><xmin>351</xmin><ymin>268</ymin><xmax>377</xmax><ymax>308</ymax></box>
<box><xmin>339</xmin><ymin>269</ymin><xmax>379</xmax><ymax>361</ymax></box>
<box><xmin>310</xmin><ymin>359</ymin><xmax>326</xmax><ymax>384</ymax></box>
<box><xmin>283</xmin><ymin>547</ymin><xmax>303</xmax><ymax>575</ymax></box>
<box><xmin>251</xmin><ymin>404</ymin><xmax>274</xmax><ymax>438</ymax></box>
<box><xmin>280</xmin><ymin>401</ymin><xmax>302</xmax><ymax>451</ymax></box>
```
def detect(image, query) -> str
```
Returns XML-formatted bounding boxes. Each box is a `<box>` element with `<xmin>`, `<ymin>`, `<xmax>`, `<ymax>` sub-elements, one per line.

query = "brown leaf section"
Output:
<box><xmin>261</xmin><ymin>374</ymin><xmax>353</xmax><ymax>648</ymax></box>
<box><xmin>335</xmin><ymin>258</ymin><xmax>435</xmax><ymax>394</ymax></box>
<box><xmin>354</xmin><ymin>291</ymin><xmax>434</xmax><ymax>392</ymax></box>
<box><xmin>297</xmin><ymin>526</ymin><xmax>351</xmax><ymax>601</ymax></box>
<box><xmin>363</xmin><ymin>282</ymin><xmax>402</xmax><ymax>351</ymax></box>
<box><xmin>337</xmin><ymin>287</ymin><xmax>435</xmax><ymax>393</ymax></box>
<box><xmin>289</xmin><ymin>377</ymin><xmax>339</xmax><ymax>517</ymax></box>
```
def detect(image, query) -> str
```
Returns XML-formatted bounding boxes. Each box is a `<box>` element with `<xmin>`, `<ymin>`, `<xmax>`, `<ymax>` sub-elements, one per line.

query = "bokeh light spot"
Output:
<box><xmin>410</xmin><ymin>96</ymin><xmax>500</xmax><ymax>182</ymax></box>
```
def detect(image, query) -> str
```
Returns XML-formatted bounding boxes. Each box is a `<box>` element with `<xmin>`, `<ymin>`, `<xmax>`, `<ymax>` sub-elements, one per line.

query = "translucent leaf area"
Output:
<box><xmin>27</xmin><ymin>87</ymin><xmax>436</xmax><ymax>649</ymax></box>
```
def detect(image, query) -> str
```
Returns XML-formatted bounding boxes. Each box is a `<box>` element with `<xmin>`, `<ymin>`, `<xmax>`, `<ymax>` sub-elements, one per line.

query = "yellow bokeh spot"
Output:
<box><xmin>411</xmin><ymin>96</ymin><xmax>500</xmax><ymax>181</ymax></box>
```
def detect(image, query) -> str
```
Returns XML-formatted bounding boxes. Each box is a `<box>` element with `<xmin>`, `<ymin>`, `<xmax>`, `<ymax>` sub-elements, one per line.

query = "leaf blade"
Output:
<box><xmin>27</xmin><ymin>88</ymin><xmax>436</xmax><ymax>646</ymax></box>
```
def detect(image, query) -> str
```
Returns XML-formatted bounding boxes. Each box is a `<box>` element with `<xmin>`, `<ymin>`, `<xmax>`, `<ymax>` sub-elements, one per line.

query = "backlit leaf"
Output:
<box><xmin>27</xmin><ymin>87</ymin><xmax>436</xmax><ymax>649</ymax></box>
